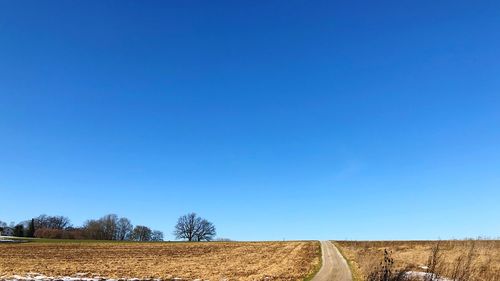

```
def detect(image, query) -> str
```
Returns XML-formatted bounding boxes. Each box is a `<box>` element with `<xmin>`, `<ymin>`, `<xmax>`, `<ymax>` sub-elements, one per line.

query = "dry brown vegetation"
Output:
<box><xmin>0</xmin><ymin>241</ymin><xmax>320</xmax><ymax>281</ymax></box>
<box><xmin>335</xmin><ymin>240</ymin><xmax>500</xmax><ymax>281</ymax></box>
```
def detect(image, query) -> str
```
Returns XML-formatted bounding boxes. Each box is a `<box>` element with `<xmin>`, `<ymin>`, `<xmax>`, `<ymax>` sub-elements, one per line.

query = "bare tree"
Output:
<box><xmin>100</xmin><ymin>214</ymin><xmax>118</xmax><ymax>240</ymax></box>
<box><xmin>82</xmin><ymin>214</ymin><xmax>118</xmax><ymax>240</ymax></box>
<box><xmin>83</xmin><ymin>219</ymin><xmax>105</xmax><ymax>240</ymax></box>
<box><xmin>174</xmin><ymin>213</ymin><xmax>216</xmax><ymax>242</ymax></box>
<box><xmin>35</xmin><ymin>215</ymin><xmax>71</xmax><ymax>230</ymax></box>
<box><xmin>131</xmin><ymin>225</ymin><xmax>152</xmax><ymax>241</ymax></box>
<box><xmin>115</xmin><ymin>217</ymin><xmax>133</xmax><ymax>241</ymax></box>
<box><xmin>194</xmin><ymin>219</ymin><xmax>216</xmax><ymax>241</ymax></box>
<box><xmin>174</xmin><ymin>213</ymin><xmax>197</xmax><ymax>241</ymax></box>
<box><xmin>151</xmin><ymin>230</ymin><xmax>164</xmax><ymax>241</ymax></box>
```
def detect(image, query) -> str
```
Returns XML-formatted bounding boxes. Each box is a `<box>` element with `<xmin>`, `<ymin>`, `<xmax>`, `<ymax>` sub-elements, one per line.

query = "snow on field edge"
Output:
<box><xmin>404</xmin><ymin>271</ymin><xmax>452</xmax><ymax>281</ymax></box>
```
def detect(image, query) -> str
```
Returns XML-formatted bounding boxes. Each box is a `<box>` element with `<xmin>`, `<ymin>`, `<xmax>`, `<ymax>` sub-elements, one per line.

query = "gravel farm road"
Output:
<box><xmin>311</xmin><ymin>241</ymin><xmax>353</xmax><ymax>281</ymax></box>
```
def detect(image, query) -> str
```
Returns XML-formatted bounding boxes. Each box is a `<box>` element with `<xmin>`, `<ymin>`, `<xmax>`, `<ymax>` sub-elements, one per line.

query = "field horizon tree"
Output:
<box><xmin>115</xmin><ymin>217</ymin><xmax>133</xmax><ymax>241</ymax></box>
<box><xmin>173</xmin><ymin>213</ymin><xmax>216</xmax><ymax>242</ymax></box>
<box><xmin>26</xmin><ymin>219</ymin><xmax>35</xmax><ymax>237</ymax></box>
<box><xmin>34</xmin><ymin>215</ymin><xmax>71</xmax><ymax>230</ymax></box>
<box><xmin>131</xmin><ymin>225</ymin><xmax>153</xmax><ymax>241</ymax></box>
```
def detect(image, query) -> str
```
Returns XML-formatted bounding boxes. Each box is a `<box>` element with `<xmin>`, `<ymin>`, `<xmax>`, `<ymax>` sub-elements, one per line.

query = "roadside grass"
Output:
<box><xmin>335</xmin><ymin>240</ymin><xmax>500</xmax><ymax>281</ymax></box>
<box><xmin>303</xmin><ymin>240</ymin><xmax>323</xmax><ymax>281</ymax></box>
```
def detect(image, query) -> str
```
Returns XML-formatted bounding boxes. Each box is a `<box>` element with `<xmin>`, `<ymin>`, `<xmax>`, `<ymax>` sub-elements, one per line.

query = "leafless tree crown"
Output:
<box><xmin>173</xmin><ymin>213</ymin><xmax>216</xmax><ymax>242</ymax></box>
<box><xmin>34</xmin><ymin>215</ymin><xmax>71</xmax><ymax>230</ymax></box>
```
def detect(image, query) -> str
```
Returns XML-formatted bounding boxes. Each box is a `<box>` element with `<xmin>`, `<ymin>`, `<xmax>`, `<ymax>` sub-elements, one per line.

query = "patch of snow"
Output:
<box><xmin>404</xmin><ymin>271</ymin><xmax>452</xmax><ymax>281</ymax></box>
<box><xmin>419</xmin><ymin>266</ymin><xmax>429</xmax><ymax>270</ymax></box>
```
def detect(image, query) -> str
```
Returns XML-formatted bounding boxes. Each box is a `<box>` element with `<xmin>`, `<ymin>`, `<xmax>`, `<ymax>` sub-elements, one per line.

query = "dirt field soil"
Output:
<box><xmin>0</xmin><ymin>241</ymin><xmax>321</xmax><ymax>281</ymax></box>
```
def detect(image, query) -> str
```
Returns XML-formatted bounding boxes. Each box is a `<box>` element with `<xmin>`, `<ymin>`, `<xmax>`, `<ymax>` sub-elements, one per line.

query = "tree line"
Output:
<box><xmin>1</xmin><ymin>212</ymin><xmax>217</xmax><ymax>242</ymax></box>
<box><xmin>0</xmin><ymin>214</ymin><xmax>163</xmax><ymax>241</ymax></box>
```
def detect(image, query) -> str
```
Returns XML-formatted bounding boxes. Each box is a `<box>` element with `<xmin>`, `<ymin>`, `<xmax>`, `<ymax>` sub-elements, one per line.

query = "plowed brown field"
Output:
<box><xmin>0</xmin><ymin>241</ymin><xmax>320</xmax><ymax>281</ymax></box>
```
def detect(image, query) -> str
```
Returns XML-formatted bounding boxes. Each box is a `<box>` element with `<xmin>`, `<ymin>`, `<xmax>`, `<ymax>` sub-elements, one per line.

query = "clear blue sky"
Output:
<box><xmin>1</xmin><ymin>1</ymin><xmax>499</xmax><ymax>241</ymax></box>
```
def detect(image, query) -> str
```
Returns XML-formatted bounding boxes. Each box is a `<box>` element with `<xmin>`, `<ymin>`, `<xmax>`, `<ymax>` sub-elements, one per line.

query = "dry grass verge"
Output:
<box><xmin>335</xmin><ymin>240</ymin><xmax>499</xmax><ymax>281</ymax></box>
<box><xmin>332</xmin><ymin>242</ymin><xmax>363</xmax><ymax>281</ymax></box>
